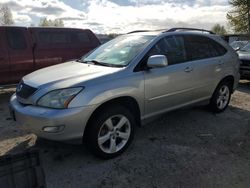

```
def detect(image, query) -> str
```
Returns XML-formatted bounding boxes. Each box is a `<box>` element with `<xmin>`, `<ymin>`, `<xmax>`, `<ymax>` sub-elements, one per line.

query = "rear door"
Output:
<box><xmin>144</xmin><ymin>35</ymin><xmax>196</xmax><ymax>117</ymax></box>
<box><xmin>0</xmin><ymin>27</ymin><xmax>10</xmax><ymax>85</ymax></box>
<box><xmin>183</xmin><ymin>35</ymin><xmax>227</xmax><ymax>99</ymax></box>
<box><xmin>32</xmin><ymin>28</ymin><xmax>69</xmax><ymax>70</ymax></box>
<box><xmin>6</xmin><ymin>27</ymin><xmax>34</xmax><ymax>84</ymax></box>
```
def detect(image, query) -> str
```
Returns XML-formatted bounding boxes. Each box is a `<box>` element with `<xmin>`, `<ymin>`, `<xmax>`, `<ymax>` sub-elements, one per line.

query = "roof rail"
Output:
<box><xmin>166</xmin><ymin>28</ymin><xmax>215</xmax><ymax>34</ymax></box>
<box><xmin>127</xmin><ymin>28</ymin><xmax>215</xmax><ymax>35</ymax></box>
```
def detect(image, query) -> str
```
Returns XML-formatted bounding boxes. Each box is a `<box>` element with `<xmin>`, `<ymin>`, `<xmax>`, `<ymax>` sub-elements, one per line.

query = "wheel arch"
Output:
<box><xmin>218</xmin><ymin>75</ymin><xmax>235</xmax><ymax>93</ymax></box>
<box><xmin>83</xmin><ymin>96</ymin><xmax>141</xmax><ymax>141</ymax></box>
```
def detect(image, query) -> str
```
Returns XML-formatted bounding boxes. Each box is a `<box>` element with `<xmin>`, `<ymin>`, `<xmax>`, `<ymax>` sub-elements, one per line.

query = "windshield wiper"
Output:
<box><xmin>76</xmin><ymin>59</ymin><xmax>105</xmax><ymax>66</ymax></box>
<box><xmin>78</xmin><ymin>59</ymin><xmax>125</xmax><ymax>68</ymax></box>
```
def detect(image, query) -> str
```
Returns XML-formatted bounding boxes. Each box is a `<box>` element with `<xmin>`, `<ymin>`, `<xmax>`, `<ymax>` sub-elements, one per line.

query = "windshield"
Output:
<box><xmin>240</xmin><ymin>43</ymin><xmax>250</xmax><ymax>52</ymax></box>
<box><xmin>230</xmin><ymin>41</ymin><xmax>249</xmax><ymax>50</ymax></box>
<box><xmin>81</xmin><ymin>34</ymin><xmax>155</xmax><ymax>67</ymax></box>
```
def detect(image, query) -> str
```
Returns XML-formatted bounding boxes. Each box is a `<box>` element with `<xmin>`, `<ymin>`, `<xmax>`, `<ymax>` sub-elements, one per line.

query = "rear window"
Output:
<box><xmin>184</xmin><ymin>35</ymin><xmax>227</xmax><ymax>61</ymax></box>
<box><xmin>6</xmin><ymin>28</ymin><xmax>27</xmax><ymax>50</ymax></box>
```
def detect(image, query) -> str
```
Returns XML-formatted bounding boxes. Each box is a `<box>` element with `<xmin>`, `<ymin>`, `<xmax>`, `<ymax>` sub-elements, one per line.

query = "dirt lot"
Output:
<box><xmin>0</xmin><ymin>81</ymin><xmax>250</xmax><ymax>188</ymax></box>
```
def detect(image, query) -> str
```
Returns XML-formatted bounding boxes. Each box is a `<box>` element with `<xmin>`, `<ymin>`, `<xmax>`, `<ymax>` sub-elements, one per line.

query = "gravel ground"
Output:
<box><xmin>0</xmin><ymin>81</ymin><xmax>250</xmax><ymax>188</ymax></box>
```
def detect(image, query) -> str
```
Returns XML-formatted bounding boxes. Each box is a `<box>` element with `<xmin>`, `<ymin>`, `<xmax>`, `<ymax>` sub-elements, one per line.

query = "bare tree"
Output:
<box><xmin>39</xmin><ymin>17</ymin><xmax>64</xmax><ymax>27</ymax></box>
<box><xmin>211</xmin><ymin>24</ymin><xmax>227</xmax><ymax>35</ymax></box>
<box><xmin>0</xmin><ymin>4</ymin><xmax>14</xmax><ymax>25</ymax></box>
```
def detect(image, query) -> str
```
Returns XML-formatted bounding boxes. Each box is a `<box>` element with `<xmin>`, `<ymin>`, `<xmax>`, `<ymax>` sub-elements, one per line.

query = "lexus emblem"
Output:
<box><xmin>17</xmin><ymin>83</ymin><xmax>23</xmax><ymax>92</ymax></box>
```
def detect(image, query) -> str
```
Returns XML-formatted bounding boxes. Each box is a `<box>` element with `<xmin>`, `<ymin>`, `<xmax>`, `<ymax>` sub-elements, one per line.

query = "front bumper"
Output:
<box><xmin>240</xmin><ymin>66</ymin><xmax>250</xmax><ymax>79</ymax></box>
<box><xmin>10</xmin><ymin>94</ymin><xmax>96</xmax><ymax>143</ymax></box>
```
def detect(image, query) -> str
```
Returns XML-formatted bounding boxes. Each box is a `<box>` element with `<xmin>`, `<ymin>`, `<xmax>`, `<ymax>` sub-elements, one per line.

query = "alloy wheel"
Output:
<box><xmin>216</xmin><ymin>85</ymin><xmax>230</xmax><ymax>110</ymax></box>
<box><xmin>97</xmin><ymin>115</ymin><xmax>131</xmax><ymax>154</ymax></box>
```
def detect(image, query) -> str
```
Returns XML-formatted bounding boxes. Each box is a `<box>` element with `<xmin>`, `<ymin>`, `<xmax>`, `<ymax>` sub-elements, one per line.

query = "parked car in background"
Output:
<box><xmin>10</xmin><ymin>28</ymin><xmax>240</xmax><ymax>159</ymax></box>
<box><xmin>0</xmin><ymin>26</ymin><xmax>100</xmax><ymax>85</ymax></box>
<box><xmin>237</xmin><ymin>43</ymin><xmax>250</xmax><ymax>80</ymax></box>
<box><xmin>230</xmin><ymin>40</ymin><xmax>249</xmax><ymax>51</ymax></box>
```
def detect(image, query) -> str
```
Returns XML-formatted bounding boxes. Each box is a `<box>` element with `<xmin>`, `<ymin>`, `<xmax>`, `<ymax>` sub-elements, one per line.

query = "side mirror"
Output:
<box><xmin>235</xmin><ymin>47</ymin><xmax>240</xmax><ymax>51</ymax></box>
<box><xmin>147</xmin><ymin>55</ymin><xmax>168</xmax><ymax>68</ymax></box>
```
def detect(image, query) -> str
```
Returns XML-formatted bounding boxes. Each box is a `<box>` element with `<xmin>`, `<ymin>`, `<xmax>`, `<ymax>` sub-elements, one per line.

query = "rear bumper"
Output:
<box><xmin>10</xmin><ymin>94</ymin><xmax>96</xmax><ymax>143</ymax></box>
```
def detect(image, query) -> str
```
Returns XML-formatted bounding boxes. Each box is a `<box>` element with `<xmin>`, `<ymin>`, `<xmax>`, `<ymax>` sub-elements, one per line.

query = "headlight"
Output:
<box><xmin>37</xmin><ymin>87</ymin><xmax>83</xmax><ymax>109</ymax></box>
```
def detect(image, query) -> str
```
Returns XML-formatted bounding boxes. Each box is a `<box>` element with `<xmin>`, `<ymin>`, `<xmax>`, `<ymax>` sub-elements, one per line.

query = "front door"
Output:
<box><xmin>144</xmin><ymin>35</ymin><xmax>195</xmax><ymax>117</ymax></box>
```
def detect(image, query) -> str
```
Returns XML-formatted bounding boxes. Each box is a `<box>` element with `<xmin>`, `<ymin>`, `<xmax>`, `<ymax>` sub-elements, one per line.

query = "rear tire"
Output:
<box><xmin>85</xmin><ymin>105</ymin><xmax>135</xmax><ymax>159</ymax></box>
<box><xmin>209</xmin><ymin>81</ymin><xmax>232</xmax><ymax>113</ymax></box>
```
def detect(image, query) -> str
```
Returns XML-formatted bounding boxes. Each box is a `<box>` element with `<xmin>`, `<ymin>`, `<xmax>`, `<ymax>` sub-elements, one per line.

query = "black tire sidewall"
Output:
<box><xmin>86</xmin><ymin>105</ymin><xmax>135</xmax><ymax>159</ymax></box>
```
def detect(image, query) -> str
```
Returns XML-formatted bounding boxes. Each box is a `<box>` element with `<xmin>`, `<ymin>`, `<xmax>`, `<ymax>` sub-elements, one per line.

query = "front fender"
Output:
<box><xmin>69</xmin><ymin>73</ymin><xmax>145</xmax><ymax>114</ymax></box>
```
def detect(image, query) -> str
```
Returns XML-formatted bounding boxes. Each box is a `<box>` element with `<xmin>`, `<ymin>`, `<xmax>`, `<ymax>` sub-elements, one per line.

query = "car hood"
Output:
<box><xmin>23</xmin><ymin>61</ymin><xmax>121</xmax><ymax>88</ymax></box>
<box><xmin>238</xmin><ymin>51</ymin><xmax>250</xmax><ymax>60</ymax></box>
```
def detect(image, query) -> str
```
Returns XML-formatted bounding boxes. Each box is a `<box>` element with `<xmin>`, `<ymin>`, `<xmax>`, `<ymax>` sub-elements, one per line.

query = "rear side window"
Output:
<box><xmin>149</xmin><ymin>35</ymin><xmax>187</xmax><ymax>65</ymax></box>
<box><xmin>72</xmin><ymin>32</ymin><xmax>90</xmax><ymax>43</ymax></box>
<box><xmin>38</xmin><ymin>31</ymin><xmax>91</xmax><ymax>46</ymax></box>
<box><xmin>184</xmin><ymin>35</ymin><xmax>227</xmax><ymax>61</ymax></box>
<box><xmin>6</xmin><ymin>28</ymin><xmax>27</xmax><ymax>50</ymax></box>
<box><xmin>38</xmin><ymin>31</ymin><xmax>70</xmax><ymax>45</ymax></box>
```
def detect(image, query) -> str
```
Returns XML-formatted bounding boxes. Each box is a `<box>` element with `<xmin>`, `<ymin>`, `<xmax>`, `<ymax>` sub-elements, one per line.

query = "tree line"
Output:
<box><xmin>0</xmin><ymin>0</ymin><xmax>249</xmax><ymax>34</ymax></box>
<box><xmin>0</xmin><ymin>4</ymin><xmax>64</xmax><ymax>27</ymax></box>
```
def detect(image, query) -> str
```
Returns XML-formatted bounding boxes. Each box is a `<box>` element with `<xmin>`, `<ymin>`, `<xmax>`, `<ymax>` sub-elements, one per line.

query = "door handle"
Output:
<box><xmin>184</xmin><ymin>66</ymin><xmax>193</xmax><ymax>73</ymax></box>
<box><xmin>218</xmin><ymin>61</ymin><xmax>224</xmax><ymax>65</ymax></box>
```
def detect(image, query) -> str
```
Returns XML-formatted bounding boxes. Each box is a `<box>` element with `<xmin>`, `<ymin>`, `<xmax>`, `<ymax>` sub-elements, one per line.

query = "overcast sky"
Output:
<box><xmin>0</xmin><ymin>0</ymin><xmax>230</xmax><ymax>33</ymax></box>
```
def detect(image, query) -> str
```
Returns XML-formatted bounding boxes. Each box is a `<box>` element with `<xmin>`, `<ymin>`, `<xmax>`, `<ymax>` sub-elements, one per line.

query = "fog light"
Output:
<box><xmin>42</xmin><ymin>125</ymin><xmax>65</xmax><ymax>133</ymax></box>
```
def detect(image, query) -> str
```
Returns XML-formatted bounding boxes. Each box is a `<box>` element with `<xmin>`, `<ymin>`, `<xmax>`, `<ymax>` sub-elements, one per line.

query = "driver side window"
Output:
<box><xmin>149</xmin><ymin>35</ymin><xmax>187</xmax><ymax>65</ymax></box>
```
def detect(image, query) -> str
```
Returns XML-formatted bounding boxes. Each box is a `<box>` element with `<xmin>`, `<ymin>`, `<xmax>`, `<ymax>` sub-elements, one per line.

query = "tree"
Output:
<box><xmin>227</xmin><ymin>0</ymin><xmax>250</xmax><ymax>33</ymax></box>
<box><xmin>54</xmin><ymin>19</ymin><xmax>64</xmax><ymax>27</ymax></box>
<box><xmin>0</xmin><ymin>4</ymin><xmax>14</xmax><ymax>25</ymax></box>
<box><xmin>211</xmin><ymin>24</ymin><xmax>227</xmax><ymax>35</ymax></box>
<box><xmin>39</xmin><ymin>18</ymin><xmax>64</xmax><ymax>27</ymax></box>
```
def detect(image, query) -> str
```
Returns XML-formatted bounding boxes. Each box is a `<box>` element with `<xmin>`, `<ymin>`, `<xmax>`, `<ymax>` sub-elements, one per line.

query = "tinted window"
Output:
<box><xmin>212</xmin><ymin>40</ymin><xmax>227</xmax><ymax>56</ymax></box>
<box><xmin>7</xmin><ymin>28</ymin><xmax>27</xmax><ymax>50</ymax></box>
<box><xmin>149</xmin><ymin>36</ymin><xmax>187</xmax><ymax>65</ymax></box>
<box><xmin>71</xmin><ymin>32</ymin><xmax>91</xmax><ymax>44</ymax></box>
<box><xmin>184</xmin><ymin>35</ymin><xmax>227</xmax><ymax>61</ymax></box>
<box><xmin>38</xmin><ymin>31</ymin><xmax>70</xmax><ymax>45</ymax></box>
<box><xmin>77</xmin><ymin>33</ymin><xmax>90</xmax><ymax>43</ymax></box>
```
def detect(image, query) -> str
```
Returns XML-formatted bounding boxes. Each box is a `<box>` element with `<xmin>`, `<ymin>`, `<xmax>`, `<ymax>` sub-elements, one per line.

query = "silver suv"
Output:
<box><xmin>10</xmin><ymin>28</ymin><xmax>240</xmax><ymax>158</ymax></box>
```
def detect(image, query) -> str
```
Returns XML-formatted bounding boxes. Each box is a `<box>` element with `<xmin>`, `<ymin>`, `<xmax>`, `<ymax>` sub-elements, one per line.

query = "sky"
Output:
<box><xmin>0</xmin><ymin>0</ymin><xmax>230</xmax><ymax>34</ymax></box>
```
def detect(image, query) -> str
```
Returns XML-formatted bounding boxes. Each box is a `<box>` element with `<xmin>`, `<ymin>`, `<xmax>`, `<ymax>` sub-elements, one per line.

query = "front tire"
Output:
<box><xmin>86</xmin><ymin>105</ymin><xmax>135</xmax><ymax>159</ymax></box>
<box><xmin>209</xmin><ymin>81</ymin><xmax>232</xmax><ymax>113</ymax></box>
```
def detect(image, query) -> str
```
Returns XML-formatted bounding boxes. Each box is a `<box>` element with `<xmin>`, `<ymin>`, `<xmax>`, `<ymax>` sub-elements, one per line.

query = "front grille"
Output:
<box><xmin>16</xmin><ymin>81</ymin><xmax>37</xmax><ymax>99</ymax></box>
<box><xmin>241</xmin><ymin>60</ymin><xmax>250</xmax><ymax>67</ymax></box>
